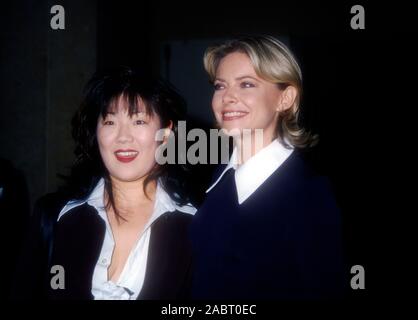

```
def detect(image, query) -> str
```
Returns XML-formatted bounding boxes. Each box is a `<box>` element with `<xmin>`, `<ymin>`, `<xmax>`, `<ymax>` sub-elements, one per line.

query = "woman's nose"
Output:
<box><xmin>116</xmin><ymin>124</ymin><xmax>134</xmax><ymax>143</ymax></box>
<box><xmin>222</xmin><ymin>86</ymin><xmax>238</xmax><ymax>104</ymax></box>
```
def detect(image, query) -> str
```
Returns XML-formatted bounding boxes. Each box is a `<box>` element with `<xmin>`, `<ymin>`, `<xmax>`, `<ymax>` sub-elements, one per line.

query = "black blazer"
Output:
<box><xmin>12</xmin><ymin>194</ymin><xmax>193</xmax><ymax>300</ymax></box>
<box><xmin>190</xmin><ymin>150</ymin><xmax>346</xmax><ymax>299</ymax></box>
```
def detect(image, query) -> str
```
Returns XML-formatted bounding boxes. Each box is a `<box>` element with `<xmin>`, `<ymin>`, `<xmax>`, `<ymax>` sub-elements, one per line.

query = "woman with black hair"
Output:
<box><xmin>13</xmin><ymin>67</ymin><xmax>196</xmax><ymax>300</ymax></box>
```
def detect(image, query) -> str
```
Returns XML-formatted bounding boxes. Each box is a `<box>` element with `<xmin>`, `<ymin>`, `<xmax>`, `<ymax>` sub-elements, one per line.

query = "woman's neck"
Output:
<box><xmin>234</xmin><ymin>130</ymin><xmax>275</xmax><ymax>165</ymax></box>
<box><xmin>106</xmin><ymin>176</ymin><xmax>157</xmax><ymax>218</ymax></box>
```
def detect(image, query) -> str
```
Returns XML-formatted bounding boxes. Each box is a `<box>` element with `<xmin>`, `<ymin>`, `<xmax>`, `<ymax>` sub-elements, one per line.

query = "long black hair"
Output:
<box><xmin>62</xmin><ymin>66</ymin><xmax>192</xmax><ymax>220</ymax></box>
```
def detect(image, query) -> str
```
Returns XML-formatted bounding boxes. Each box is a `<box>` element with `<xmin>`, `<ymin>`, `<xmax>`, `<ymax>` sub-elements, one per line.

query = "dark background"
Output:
<box><xmin>1</xmin><ymin>0</ymin><xmax>415</xmax><ymax>303</ymax></box>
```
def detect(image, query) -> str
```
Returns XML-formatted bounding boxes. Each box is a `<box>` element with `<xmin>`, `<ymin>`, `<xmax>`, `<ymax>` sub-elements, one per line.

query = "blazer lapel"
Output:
<box><xmin>48</xmin><ymin>203</ymin><xmax>105</xmax><ymax>299</ymax></box>
<box><xmin>138</xmin><ymin>212</ymin><xmax>193</xmax><ymax>300</ymax></box>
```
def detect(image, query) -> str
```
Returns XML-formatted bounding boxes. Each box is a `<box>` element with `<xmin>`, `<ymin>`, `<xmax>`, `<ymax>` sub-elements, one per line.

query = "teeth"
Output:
<box><xmin>116</xmin><ymin>151</ymin><xmax>138</xmax><ymax>157</ymax></box>
<box><xmin>224</xmin><ymin>111</ymin><xmax>247</xmax><ymax>117</ymax></box>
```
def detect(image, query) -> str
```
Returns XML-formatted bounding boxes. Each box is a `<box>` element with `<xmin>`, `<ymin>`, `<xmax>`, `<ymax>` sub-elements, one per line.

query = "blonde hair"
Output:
<box><xmin>204</xmin><ymin>35</ymin><xmax>317</xmax><ymax>149</ymax></box>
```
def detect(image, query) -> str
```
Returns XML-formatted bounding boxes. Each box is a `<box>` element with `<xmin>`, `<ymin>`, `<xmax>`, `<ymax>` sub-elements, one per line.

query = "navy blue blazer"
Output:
<box><xmin>190</xmin><ymin>150</ymin><xmax>345</xmax><ymax>299</ymax></box>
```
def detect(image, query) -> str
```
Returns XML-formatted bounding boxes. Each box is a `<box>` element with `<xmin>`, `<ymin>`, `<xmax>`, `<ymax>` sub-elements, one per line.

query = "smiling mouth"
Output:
<box><xmin>222</xmin><ymin>111</ymin><xmax>249</xmax><ymax>121</ymax></box>
<box><xmin>114</xmin><ymin>150</ymin><xmax>139</xmax><ymax>163</ymax></box>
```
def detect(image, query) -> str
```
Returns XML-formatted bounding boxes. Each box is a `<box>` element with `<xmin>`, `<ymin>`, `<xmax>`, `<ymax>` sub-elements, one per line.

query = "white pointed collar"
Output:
<box><xmin>58</xmin><ymin>178</ymin><xmax>196</xmax><ymax>222</ymax></box>
<box><xmin>206</xmin><ymin>139</ymin><xmax>294</xmax><ymax>205</ymax></box>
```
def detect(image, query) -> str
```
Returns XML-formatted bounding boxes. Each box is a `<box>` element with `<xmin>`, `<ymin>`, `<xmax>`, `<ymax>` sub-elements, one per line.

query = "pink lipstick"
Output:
<box><xmin>222</xmin><ymin>110</ymin><xmax>249</xmax><ymax>121</ymax></box>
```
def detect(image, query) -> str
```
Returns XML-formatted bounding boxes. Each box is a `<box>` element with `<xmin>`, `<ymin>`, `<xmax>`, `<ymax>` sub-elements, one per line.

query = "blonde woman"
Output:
<box><xmin>190</xmin><ymin>35</ymin><xmax>344</xmax><ymax>299</ymax></box>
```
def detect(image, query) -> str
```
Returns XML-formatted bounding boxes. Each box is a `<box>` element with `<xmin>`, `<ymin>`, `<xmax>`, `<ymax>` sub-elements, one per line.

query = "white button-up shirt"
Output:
<box><xmin>57</xmin><ymin>178</ymin><xmax>196</xmax><ymax>300</ymax></box>
<box><xmin>207</xmin><ymin>139</ymin><xmax>294</xmax><ymax>204</ymax></box>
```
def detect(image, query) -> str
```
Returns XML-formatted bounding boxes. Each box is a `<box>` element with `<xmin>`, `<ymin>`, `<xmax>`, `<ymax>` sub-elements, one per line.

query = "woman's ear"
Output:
<box><xmin>163</xmin><ymin>120</ymin><xmax>173</xmax><ymax>143</ymax></box>
<box><xmin>277</xmin><ymin>86</ymin><xmax>298</xmax><ymax>112</ymax></box>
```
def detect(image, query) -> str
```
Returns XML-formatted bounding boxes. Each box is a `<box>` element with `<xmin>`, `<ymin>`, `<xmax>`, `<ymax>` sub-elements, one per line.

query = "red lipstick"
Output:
<box><xmin>114</xmin><ymin>149</ymin><xmax>138</xmax><ymax>163</ymax></box>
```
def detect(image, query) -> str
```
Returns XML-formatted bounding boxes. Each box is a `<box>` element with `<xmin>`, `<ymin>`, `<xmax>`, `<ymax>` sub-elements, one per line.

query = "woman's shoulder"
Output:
<box><xmin>32</xmin><ymin>192</ymin><xmax>71</xmax><ymax>222</ymax></box>
<box><xmin>153</xmin><ymin>209</ymin><xmax>194</xmax><ymax>236</ymax></box>
<box><xmin>33</xmin><ymin>192</ymin><xmax>100</xmax><ymax>229</ymax></box>
<box><xmin>280</xmin><ymin>150</ymin><xmax>331</xmax><ymax>184</ymax></box>
<box><xmin>160</xmin><ymin>209</ymin><xmax>194</xmax><ymax>224</ymax></box>
<box><xmin>264</xmin><ymin>150</ymin><xmax>338</xmax><ymax>208</ymax></box>
<box><xmin>35</xmin><ymin>192</ymin><xmax>69</xmax><ymax>210</ymax></box>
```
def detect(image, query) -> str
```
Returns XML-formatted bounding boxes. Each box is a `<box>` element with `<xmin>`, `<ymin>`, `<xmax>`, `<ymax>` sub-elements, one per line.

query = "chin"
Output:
<box><xmin>222</xmin><ymin>128</ymin><xmax>242</xmax><ymax>137</ymax></box>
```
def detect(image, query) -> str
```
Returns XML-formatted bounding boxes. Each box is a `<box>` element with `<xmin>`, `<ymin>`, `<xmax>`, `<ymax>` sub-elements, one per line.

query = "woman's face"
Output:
<box><xmin>97</xmin><ymin>96</ymin><xmax>161</xmax><ymax>184</ymax></box>
<box><xmin>212</xmin><ymin>52</ymin><xmax>283</xmax><ymax>142</ymax></box>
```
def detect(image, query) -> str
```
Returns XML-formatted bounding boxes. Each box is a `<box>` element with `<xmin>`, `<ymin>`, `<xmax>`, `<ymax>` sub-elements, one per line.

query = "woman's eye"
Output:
<box><xmin>214</xmin><ymin>83</ymin><xmax>224</xmax><ymax>90</ymax></box>
<box><xmin>103</xmin><ymin>120</ymin><xmax>114</xmax><ymax>125</ymax></box>
<box><xmin>241</xmin><ymin>81</ymin><xmax>255</xmax><ymax>88</ymax></box>
<box><xmin>135</xmin><ymin>120</ymin><xmax>146</xmax><ymax>125</ymax></box>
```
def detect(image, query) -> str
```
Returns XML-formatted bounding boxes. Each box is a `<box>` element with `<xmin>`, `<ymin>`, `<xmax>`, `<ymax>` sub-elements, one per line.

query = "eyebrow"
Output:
<box><xmin>215</xmin><ymin>75</ymin><xmax>260</xmax><ymax>82</ymax></box>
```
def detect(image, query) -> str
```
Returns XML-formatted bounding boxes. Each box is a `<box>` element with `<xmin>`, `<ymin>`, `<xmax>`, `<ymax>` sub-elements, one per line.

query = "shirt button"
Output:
<box><xmin>102</xmin><ymin>258</ymin><xmax>108</xmax><ymax>265</ymax></box>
